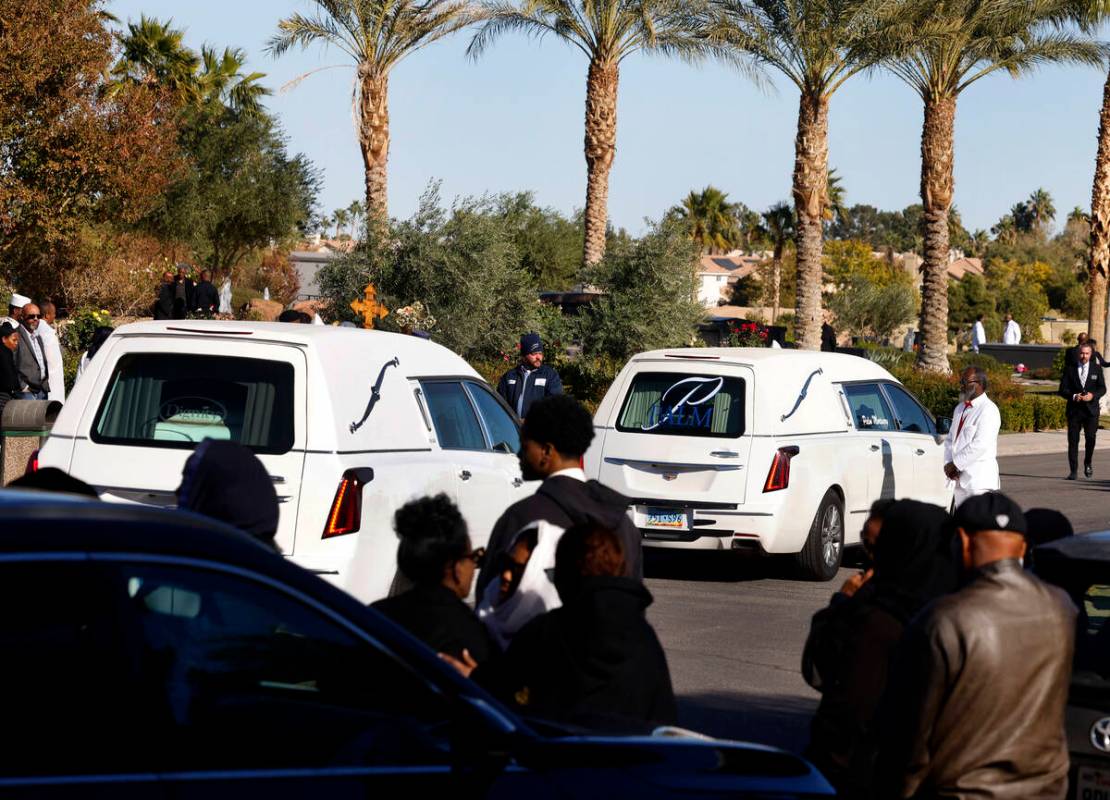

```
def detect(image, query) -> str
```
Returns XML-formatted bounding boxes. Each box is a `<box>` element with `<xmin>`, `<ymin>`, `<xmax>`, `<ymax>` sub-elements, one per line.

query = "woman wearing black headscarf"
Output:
<box><xmin>801</xmin><ymin>499</ymin><xmax>960</xmax><ymax>798</ymax></box>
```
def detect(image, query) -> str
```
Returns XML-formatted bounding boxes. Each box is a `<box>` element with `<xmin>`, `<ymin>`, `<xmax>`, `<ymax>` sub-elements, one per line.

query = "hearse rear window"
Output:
<box><xmin>616</xmin><ymin>373</ymin><xmax>744</xmax><ymax>438</ymax></box>
<box><xmin>92</xmin><ymin>354</ymin><xmax>295</xmax><ymax>454</ymax></box>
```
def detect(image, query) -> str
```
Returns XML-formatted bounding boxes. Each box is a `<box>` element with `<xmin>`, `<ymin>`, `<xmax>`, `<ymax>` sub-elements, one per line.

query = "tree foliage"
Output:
<box><xmin>577</xmin><ymin>218</ymin><xmax>704</xmax><ymax>359</ymax></box>
<box><xmin>670</xmin><ymin>185</ymin><xmax>744</xmax><ymax>254</ymax></box>
<box><xmin>0</xmin><ymin>0</ymin><xmax>182</xmax><ymax>296</ymax></box>
<box><xmin>137</xmin><ymin>104</ymin><xmax>319</xmax><ymax>276</ymax></box>
<box><xmin>319</xmin><ymin>183</ymin><xmax>542</xmax><ymax>359</ymax></box>
<box><xmin>824</xmin><ymin>240</ymin><xmax>916</xmax><ymax>341</ymax></box>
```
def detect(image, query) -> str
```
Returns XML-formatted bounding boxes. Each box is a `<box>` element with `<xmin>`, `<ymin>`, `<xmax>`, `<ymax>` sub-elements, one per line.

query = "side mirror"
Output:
<box><xmin>936</xmin><ymin>417</ymin><xmax>952</xmax><ymax>435</ymax></box>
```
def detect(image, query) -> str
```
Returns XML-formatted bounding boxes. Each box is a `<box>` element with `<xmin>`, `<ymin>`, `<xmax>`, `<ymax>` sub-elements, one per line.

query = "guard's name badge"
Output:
<box><xmin>536</xmin><ymin>378</ymin><xmax>547</xmax><ymax>386</ymax></box>
<box><xmin>508</xmin><ymin>379</ymin><xmax>517</xmax><ymax>385</ymax></box>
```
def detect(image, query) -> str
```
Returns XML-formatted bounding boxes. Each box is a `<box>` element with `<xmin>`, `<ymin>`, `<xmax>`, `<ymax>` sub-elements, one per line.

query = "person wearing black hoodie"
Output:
<box><xmin>176</xmin><ymin>439</ymin><xmax>281</xmax><ymax>551</ymax></box>
<box><xmin>801</xmin><ymin>499</ymin><xmax>960</xmax><ymax>798</ymax></box>
<box><xmin>450</xmin><ymin>522</ymin><xmax>675</xmax><ymax>732</ymax></box>
<box><xmin>475</xmin><ymin>395</ymin><xmax>643</xmax><ymax>598</ymax></box>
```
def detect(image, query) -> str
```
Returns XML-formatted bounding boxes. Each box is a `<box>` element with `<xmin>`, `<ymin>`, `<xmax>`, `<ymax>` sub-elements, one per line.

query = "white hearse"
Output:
<box><xmin>38</xmin><ymin>321</ymin><xmax>531</xmax><ymax>601</ymax></box>
<box><xmin>583</xmin><ymin>348</ymin><xmax>953</xmax><ymax>579</ymax></box>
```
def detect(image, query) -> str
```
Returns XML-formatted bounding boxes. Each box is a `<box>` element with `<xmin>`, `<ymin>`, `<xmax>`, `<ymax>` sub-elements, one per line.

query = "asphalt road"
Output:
<box><xmin>647</xmin><ymin>451</ymin><xmax>1109</xmax><ymax>754</ymax></box>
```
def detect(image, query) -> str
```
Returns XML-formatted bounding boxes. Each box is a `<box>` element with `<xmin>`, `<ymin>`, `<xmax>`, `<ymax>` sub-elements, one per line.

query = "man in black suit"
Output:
<box><xmin>1059</xmin><ymin>341</ymin><xmax>1106</xmax><ymax>479</ymax></box>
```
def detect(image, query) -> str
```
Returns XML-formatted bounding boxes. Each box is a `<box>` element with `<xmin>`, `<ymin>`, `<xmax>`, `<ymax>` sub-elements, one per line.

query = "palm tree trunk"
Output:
<box><xmin>915</xmin><ymin>94</ymin><xmax>956</xmax><ymax>375</ymax></box>
<box><xmin>358</xmin><ymin>67</ymin><xmax>389</xmax><ymax>235</ymax></box>
<box><xmin>772</xmin><ymin>242</ymin><xmax>783</xmax><ymax>324</ymax></box>
<box><xmin>582</xmin><ymin>58</ymin><xmax>618</xmax><ymax>267</ymax></box>
<box><xmin>1090</xmin><ymin>68</ymin><xmax>1110</xmax><ymax>344</ymax></box>
<box><xmin>791</xmin><ymin>92</ymin><xmax>828</xmax><ymax>350</ymax></box>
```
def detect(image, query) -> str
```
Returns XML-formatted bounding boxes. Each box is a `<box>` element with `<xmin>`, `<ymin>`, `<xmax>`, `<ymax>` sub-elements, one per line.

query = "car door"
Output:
<box><xmin>67</xmin><ymin>340</ymin><xmax>308</xmax><ymax>554</ymax></box>
<box><xmin>881</xmin><ymin>382</ymin><xmax>949</xmax><ymax>507</ymax></box>
<box><xmin>464</xmin><ymin>379</ymin><xmax>533</xmax><ymax>507</ymax></box>
<box><xmin>841</xmin><ymin>383</ymin><xmax>904</xmax><ymax>503</ymax></box>
<box><xmin>419</xmin><ymin>380</ymin><xmax>517</xmax><ymax>549</ymax></box>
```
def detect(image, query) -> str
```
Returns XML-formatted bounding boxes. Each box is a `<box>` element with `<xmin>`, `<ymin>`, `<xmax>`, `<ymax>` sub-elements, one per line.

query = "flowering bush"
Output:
<box><xmin>61</xmin><ymin>307</ymin><xmax>111</xmax><ymax>353</ymax></box>
<box><xmin>392</xmin><ymin>301</ymin><xmax>437</xmax><ymax>332</ymax></box>
<box><xmin>724</xmin><ymin>321</ymin><xmax>769</xmax><ymax>348</ymax></box>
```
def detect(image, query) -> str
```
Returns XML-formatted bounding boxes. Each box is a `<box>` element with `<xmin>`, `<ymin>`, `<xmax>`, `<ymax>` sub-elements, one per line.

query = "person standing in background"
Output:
<box><xmin>497</xmin><ymin>333</ymin><xmax>563</xmax><ymax>420</ymax></box>
<box><xmin>153</xmin><ymin>272</ymin><xmax>174</xmax><ymax>320</ymax></box>
<box><xmin>193</xmin><ymin>270</ymin><xmax>219</xmax><ymax>316</ymax></box>
<box><xmin>37</xmin><ymin>301</ymin><xmax>64</xmax><ymax>404</ymax></box>
<box><xmin>15</xmin><ymin>303</ymin><xmax>49</xmax><ymax>400</ymax></box>
<box><xmin>1059</xmin><ymin>341</ymin><xmax>1105</xmax><ymax>480</ymax></box>
<box><xmin>1002</xmin><ymin>312</ymin><xmax>1021</xmax><ymax>345</ymax></box>
<box><xmin>970</xmin><ymin>314</ymin><xmax>986</xmax><ymax>353</ymax></box>
<box><xmin>943</xmin><ymin>366</ymin><xmax>1001</xmax><ymax>507</ymax></box>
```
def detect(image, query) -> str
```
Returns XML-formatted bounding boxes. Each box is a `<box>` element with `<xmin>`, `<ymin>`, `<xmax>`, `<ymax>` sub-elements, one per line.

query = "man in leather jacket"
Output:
<box><xmin>875</xmin><ymin>492</ymin><xmax>1077</xmax><ymax>799</ymax></box>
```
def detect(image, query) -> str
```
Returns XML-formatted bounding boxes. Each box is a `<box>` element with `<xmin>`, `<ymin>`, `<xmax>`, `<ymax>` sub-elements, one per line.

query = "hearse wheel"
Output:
<box><xmin>796</xmin><ymin>489</ymin><xmax>843</xmax><ymax>581</ymax></box>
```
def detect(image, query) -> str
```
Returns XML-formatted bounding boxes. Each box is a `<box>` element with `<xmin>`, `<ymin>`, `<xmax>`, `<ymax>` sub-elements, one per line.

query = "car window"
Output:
<box><xmin>616</xmin><ymin>372</ymin><xmax>745</xmax><ymax>438</ymax></box>
<box><xmin>0</xmin><ymin>561</ymin><xmax>151</xmax><ymax>777</ymax></box>
<box><xmin>421</xmin><ymin>381</ymin><xmax>487</xmax><ymax>450</ymax></box>
<box><xmin>92</xmin><ymin>354</ymin><xmax>295</xmax><ymax>454</ymax></box>
<box><xmin>1073</xmin><ymin>583</ymin><xmax>1110</xmax><ymax>688</ymax></box>
<box><xmin>119</xmin><ymin>562</ymin><xmax>453</xmax><ymax>771</ymax></box>
<box><xmin>466</xmin><ymin>382</ymin><xmax>521</xmax><ymax>454</ymax></box>
<box><xmin>884</xmin><ymin>384</ymin><xmax>935</xmax><ymax>435</ymax></box>
<box><xmin>843</xmin><ymin>384</ymin><xmax>895</xmax><ymax>432</ymax></box>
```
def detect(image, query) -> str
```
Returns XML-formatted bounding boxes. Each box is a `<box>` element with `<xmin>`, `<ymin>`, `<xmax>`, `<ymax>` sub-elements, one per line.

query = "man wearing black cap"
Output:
<box><xmin>876</xmin><ymin>492</ymin><xmax>1076</xmax><ymax>800</ymax></box>
<box><xmin>496</xmin><ymin>332</ymin><xmax>563</xmax><ymax>420</ymax></box>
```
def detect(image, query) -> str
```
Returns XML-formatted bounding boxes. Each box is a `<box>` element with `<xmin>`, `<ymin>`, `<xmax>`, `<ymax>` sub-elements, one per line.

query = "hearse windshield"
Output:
<box><xmin>616</xmin><ymin>372</ymin><xmax>745</xmax><ymax>438</ymax></box>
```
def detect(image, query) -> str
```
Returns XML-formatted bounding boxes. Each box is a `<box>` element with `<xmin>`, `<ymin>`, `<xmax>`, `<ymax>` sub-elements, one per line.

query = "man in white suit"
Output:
<box><xmin>37</xmin><ymin>301</ymin><xmax>65</xmax><ymax>404</ymax></box>
<box><xmin>943</xmin><ymin>366</ymin><xmax>1001</xmax><ymax>507</ymax></box>
<box><xmin>1002</xmin><ymin>312</ymin><xmax>1021</xmax><ymax>345</ymax></box>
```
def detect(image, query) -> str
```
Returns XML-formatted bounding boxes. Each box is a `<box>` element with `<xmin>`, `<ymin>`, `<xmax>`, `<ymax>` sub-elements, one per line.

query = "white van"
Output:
<box><xmin>38</xmin><ymin>321</ymin><xmax>531</xmax><ymax>601</ymax></box>
<box><xmin>583</xmin><ymin>348</ymin><xmax>953</xmax><ymax>579</ymax></box>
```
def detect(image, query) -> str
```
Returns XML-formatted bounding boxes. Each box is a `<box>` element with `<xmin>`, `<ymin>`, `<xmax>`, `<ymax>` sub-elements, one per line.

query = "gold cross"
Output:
<box><xmin>350</xmin><ymin>283</ymin><xmax>388</xmax><ymax>329</ymax></box>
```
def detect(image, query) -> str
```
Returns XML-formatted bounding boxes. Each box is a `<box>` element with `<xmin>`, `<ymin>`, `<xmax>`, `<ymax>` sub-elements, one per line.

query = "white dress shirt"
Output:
<box><xmin>1077</xmin><ymin>362</ymin><xmax>1090</xmax><ymax>398</ymax></box>
<box><xmin>36</xmin><ymin>321</ymin><xmax>65</xmax><ymax>403</ymax></box>
<box><xmin>943</xmin><ymin>392</ymin><xmax>1001</xmax><ymax>507</ymax></box>
<box><xmin>1002</xmin><ymin>320</ymin><xmax>1021</xmax><ymax>345</ymax></box>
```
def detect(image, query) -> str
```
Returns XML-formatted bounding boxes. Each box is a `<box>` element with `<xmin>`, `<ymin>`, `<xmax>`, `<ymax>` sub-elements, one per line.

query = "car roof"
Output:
<box><xmin>630</xmin><ymin>347</ymin><xmax>893</xmax><ymax>380</ymax></box>
<box><xmin>1035</xmin><ymin>531</ymin><xmax>1110</xmax><ymax>564</ymax></box>
<box><xmin>111</xmin><ymin>320</ymin><xmax>474</xmax><ymax>378</ymax></box>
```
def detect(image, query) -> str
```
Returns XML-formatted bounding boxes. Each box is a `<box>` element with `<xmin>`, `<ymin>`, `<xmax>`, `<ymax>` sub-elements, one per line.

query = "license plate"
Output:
<box><xmin>1078</xmin><ymin>765</ymin><xmax>1110</xmax><ymax>799</ymax></box>
<box><xmin>646</xmin><ymin>508</ymin><xmax>687</xmax><ymax>530</ymax></box>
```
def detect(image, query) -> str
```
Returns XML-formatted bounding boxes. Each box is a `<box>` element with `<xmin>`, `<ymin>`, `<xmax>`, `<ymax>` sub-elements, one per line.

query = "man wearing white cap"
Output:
<box><xmin>2</xmin><ymin>293</ymin><xmax>30</xmax><ymax>329</ymax></box>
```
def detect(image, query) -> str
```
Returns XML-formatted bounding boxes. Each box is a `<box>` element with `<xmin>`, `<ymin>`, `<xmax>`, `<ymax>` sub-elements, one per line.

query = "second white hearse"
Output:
<box><xmin>583</xmin><ymin>348</ymin><xmax>953</xmax><ymax>579</ymax></box>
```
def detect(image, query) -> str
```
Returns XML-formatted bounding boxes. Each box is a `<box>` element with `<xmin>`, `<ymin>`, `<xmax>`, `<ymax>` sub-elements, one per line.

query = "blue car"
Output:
<box><xmin>0</xmin><ymin>492</ymin><xmax>833</xmax><ymax>798</ymax></box>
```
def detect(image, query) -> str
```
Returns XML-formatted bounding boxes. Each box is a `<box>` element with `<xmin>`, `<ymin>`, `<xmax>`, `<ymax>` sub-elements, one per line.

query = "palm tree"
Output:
<box><xmin>1026</xmin><ymin>187</ymin><xmax>1057</xmax><ymax>234</ymax></box>
<box><xmin>469</xmin><ymin>1</ymin><xmax>730</xmax><ymax>267</ymax></box>
<box><xmin>111</xmin><ymin>15</ymin><xmax>201</xmax><ymax>103</ymax></box>
<box><xmin>968</xmin><ymin>228</ymin><xmax>990</xmax><ymax>257</ymax></box>
<box><xmin>761</xmin><ymin>201</ymin><xmax>795</xmax><ymax>324</ymax></box>
<box><xmin>333</xmin><ymin>208</ymin><xmax>350</xmax><ymax>239</ymax></box>
<box><xmin>824</xmin><ymin>167</ymin><xmax>847</xmax><ymax>228</ymax></box>
<box><xmin>992</xmin><ymin>213</ymin><xmax>1018</xmax><ymax>244</ymax></box>
<box><xmin>710</xmin><ymin>0</ymin><xmax>889</xmax><ymax>350</ymax></box>
<box><xmin>1070</xmin><ymin>206</ymin><xmax>1091</xmax><ymax>225</ymax></box>
<box><xmin>269</xmin><ymin>1</ymin><xmax>479</xmax><ymax>231</ymax></box>
<box><xmin>1079</xmin><ymin>1</ymin><xmax>1110</xmax><ymax>344</ymax></box>
<box><xmin>673</xmin><ymin>186</ymin><xmax>743</xmax><ymax>254</ymax></box>
<box><xmin>198</xmin><ymin>46</ymin><xmax>271</xmax><ymax>116</ymax></box>
<box><xmin>346</xmin><ymin>199</ymin><xmax>366</xmax><ymax>239</ymax></box>
<box><xmin>880</xmin><ymin>0</ymin><xmax>1105</xmax><ymax>374</ymax></box>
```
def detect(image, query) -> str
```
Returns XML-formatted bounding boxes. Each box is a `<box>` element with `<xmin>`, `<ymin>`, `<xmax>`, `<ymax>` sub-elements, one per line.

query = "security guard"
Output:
<box><xmin>497</xmin><ymin>332</ymin><xmax>563</xmax><ymax>419</ymax></box>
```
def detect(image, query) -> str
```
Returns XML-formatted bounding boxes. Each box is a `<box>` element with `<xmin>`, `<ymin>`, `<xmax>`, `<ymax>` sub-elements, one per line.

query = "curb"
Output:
<box><xmin>998</xmin><ymin>431</ymin><xmax>1110</xmax><ymax>458</ymax></box>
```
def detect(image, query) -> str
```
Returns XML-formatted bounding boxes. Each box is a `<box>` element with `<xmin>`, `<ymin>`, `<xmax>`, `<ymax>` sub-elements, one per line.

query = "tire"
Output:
<box><xmin>795</xmin><ymin>489</ymin><xmax>844</xmax><ymax>581</ymax></box>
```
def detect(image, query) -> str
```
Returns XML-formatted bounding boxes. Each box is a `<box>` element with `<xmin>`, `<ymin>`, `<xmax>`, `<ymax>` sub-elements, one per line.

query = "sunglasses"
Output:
<box><xmin>23</xmin><ymin>314</ymin><xmax>40</xmax><ymax>320</ymax></box>
<box><xmin>463</xmin><ymin>547</ymin><xmax>486</xmax><ymax>567</ymax></box>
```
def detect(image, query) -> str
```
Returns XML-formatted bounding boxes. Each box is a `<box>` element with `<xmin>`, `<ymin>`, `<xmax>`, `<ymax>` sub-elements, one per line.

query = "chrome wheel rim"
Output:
<box><xmin>821</xmin><ymin>505</ymin><xmax>843</xmax><ymax>568</ymax></box>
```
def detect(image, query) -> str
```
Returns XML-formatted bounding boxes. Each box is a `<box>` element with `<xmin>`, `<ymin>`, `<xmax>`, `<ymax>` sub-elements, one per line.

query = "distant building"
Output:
<box><xmin>696</xmin><ymin>252</ymin><xmax>763</xmax><ymax>307</ymax></box>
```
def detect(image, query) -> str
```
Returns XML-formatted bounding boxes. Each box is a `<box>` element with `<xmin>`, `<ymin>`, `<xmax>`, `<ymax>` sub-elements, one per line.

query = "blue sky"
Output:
<box><xmin>109</xmin><ymin>0</ymin><xmax>1107</xmax><ymax>237</ymax></box>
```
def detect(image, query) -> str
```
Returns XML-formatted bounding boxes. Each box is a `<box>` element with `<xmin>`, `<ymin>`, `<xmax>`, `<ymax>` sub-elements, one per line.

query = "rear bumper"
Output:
<box><xmin>634</xmin><ymin>502</ymin><xmax>789</xmax><ymax>553</ymax></box>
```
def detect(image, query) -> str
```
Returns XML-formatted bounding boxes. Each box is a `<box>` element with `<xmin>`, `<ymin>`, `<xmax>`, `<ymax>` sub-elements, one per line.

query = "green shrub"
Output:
<box><xmin>60</xmin><ymin>307</ymin><xmax>111</xmax><ymax>354</ymax></box>
<box><xmin>890</xmin><ymin>367</ymin><xmax>960</xmax><ymax>420</ymax></box>
<box><xmin>865</xmin><ymin>347</ymin><xmax>914</xmax><ymax>371</ymax></box>
<box><xmin>1033</xmin><ymin>395</ymin><xmax>1067</xmax><ymax>431</ymax></box>
<box><xmin>1050</xmin><ymin>346</ymin><xmax>1067</xmax><ymax>382</ymax></box>
<box><xmin>998</xmin><ymin>397</ymin><xmax>1035</xmax><ymax>432</ymax></box>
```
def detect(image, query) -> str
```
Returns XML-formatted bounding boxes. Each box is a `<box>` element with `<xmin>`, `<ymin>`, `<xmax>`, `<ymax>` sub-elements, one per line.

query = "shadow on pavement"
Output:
<box><xmin>644</xmin><ymin>549</ymin><xmax>797</xmax><ymax>583</ymax></box>
<box><xmin>677</xmin><ymin>691</ymin><xmax>817</xmax><ymax>754</ymax></box>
